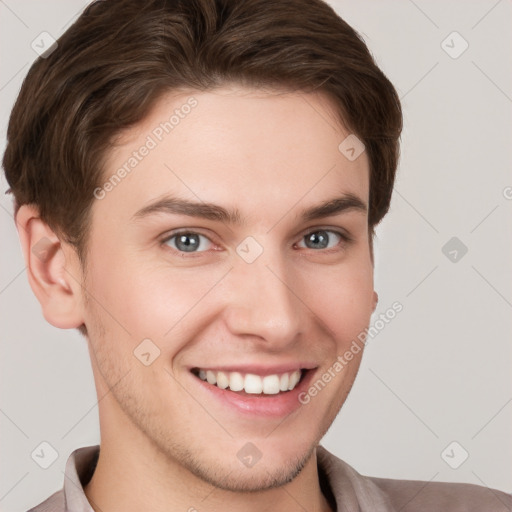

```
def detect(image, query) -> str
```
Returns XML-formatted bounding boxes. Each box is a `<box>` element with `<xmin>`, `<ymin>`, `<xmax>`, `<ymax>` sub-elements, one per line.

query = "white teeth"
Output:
<box><xmin>244</xmin><ymin>374</ymin><xmax>263</xmax><ymax>394</ymax></box>
<box><xmin>279</xmin><ymin>373</ymin><xmax>289</xmax><ymax>391</ymax></box>
<box><xmin>288</xmin><ymin>370</ymin><xmax>301</xmax><ymax>390</ymax></box>
<box><xmin>195</xmin><ymin>368</ymin><xmax>303</xmax><ymax>394</ymax></box>
<box><xmin>216</xmin><ymin>371</ymin><xmax>229</xmax><ymax>389</ymax></box>
<box><xmin>229</xmin><ymin>372</ymin><xmax>244</xmax><ymax>392</ymax></box>
<box><xmin>262</xmin><ymin>375</ymin><xmax>280</xmax><ymax>394</ymax></box>
<box><xmin>206</xmin><ymin>370</ymin><xmax>217</xmax><ymax>385</ymax></box>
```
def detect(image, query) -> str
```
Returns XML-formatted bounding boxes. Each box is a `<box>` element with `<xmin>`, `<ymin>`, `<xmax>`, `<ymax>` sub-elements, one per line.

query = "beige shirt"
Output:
<box><xmin>27</xmin><ymin>444</ymin><xmax>511</xmax><ymax>511</ymax></box>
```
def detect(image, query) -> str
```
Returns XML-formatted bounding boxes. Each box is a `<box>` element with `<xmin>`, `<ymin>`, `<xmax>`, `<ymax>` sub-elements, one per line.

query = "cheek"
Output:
<box><xmin>82</xmin><ymin>240</ymin><xmax>160</xmax><ymax>345</ymax></box>
<box><xmin>300</xmin><ymin>259</ymin><xmax>374</xmax><ymax>344</ymax></box>
<box><xmin>87</xmin><ymin>249</ymin><xmax>224</xmax><ymax>349</ymax></box>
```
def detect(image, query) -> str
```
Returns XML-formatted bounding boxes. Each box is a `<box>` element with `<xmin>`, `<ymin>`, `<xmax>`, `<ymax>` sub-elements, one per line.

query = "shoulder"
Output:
<box><xmin>316</xmin><ymin>445</ymin><xmax>512</xmax><ymax>511</ymax></box>
<box><xmin>26</xmin><ymin>489</ymin><xmax>64</xmax><ymax>512</ymax></box>
<box><xmin>369</xmin><ymin>475</ymin><xmax>512</xmax><ymax>511</ymax></box>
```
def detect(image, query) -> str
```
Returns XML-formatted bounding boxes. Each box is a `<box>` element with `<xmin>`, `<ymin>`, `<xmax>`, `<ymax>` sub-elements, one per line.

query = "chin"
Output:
<box><xmin>184</xmin><ymin>443</ymin><xmax>316</xmax><ymax>493</ymax></box>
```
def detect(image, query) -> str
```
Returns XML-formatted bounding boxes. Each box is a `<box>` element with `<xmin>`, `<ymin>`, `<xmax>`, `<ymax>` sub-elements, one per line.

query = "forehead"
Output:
<box><xmin>95</xmin><ymin>86</ymin><xmax>370</xmax><ymax>225</ymax></box>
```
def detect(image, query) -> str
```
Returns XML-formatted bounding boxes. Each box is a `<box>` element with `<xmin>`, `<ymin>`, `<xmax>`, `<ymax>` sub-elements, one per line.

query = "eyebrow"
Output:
<box><xmin>130</xmin><ymin>192</ymin><xmax>367</xmax><ymax>225</ymax></box>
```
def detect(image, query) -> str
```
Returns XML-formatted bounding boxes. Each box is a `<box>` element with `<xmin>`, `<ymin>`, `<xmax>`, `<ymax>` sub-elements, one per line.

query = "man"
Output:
<box><xmin>3</xmin><ymin>0</ymin><xmax>510</xmax><ymax>510</ymax></box>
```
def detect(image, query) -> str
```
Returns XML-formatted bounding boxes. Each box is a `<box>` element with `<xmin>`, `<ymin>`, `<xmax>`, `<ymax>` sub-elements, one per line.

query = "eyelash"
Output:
<box><xmin>159</xmin><ymin>228</ymin><xmax>354</xmax><ymax>257</ymax></box>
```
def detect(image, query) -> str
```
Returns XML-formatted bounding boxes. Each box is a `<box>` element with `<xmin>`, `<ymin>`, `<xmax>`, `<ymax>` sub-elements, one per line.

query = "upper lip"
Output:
<box><xmin>190</xmin><ymin>363</ymin><xmax>317</xmax><ymax>376</ymax></box>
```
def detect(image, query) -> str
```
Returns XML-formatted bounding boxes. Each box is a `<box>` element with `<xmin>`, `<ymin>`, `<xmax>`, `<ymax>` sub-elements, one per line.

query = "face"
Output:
<box><xmin>80</xmin><ymin>85</ymin><xmax>376</xmax><ymax>491</ymax></box>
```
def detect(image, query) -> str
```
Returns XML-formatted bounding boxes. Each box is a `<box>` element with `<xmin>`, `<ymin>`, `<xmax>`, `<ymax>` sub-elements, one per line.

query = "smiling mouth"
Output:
<box><xmin>191</xmin><ymin>368</ymin><xmax>307</xmax><ymax>395</ymax></box>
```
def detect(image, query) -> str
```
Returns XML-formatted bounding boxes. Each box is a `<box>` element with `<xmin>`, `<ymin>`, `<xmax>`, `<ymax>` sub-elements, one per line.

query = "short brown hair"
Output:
<box><xmin>3</xmin><ymin>0</ymin><xmax>402</xmax><ymax>267</ymax></box>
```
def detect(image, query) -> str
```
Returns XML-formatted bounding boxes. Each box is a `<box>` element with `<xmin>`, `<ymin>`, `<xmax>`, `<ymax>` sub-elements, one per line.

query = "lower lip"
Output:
<box><xmin>191</xmin><ymin>369</ymin><xmax>316</xmax><ymax>418</ymax></box>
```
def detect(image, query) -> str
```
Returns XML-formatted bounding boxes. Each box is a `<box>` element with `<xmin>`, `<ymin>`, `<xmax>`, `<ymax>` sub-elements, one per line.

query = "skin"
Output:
<box><xmin>16</xmin><ymin>86</ymin><xmax>378</xmax><ymax>512</ymax></box>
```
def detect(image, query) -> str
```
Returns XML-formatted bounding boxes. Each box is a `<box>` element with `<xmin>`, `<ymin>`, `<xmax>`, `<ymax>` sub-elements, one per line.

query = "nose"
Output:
<box><xmin>222</xmin><ymin>248</ymin><xmax>304</xmax><ymax>349</ymax></box>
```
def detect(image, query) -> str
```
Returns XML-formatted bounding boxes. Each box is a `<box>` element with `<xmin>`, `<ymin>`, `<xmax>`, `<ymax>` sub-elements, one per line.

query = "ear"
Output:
<box><xmin>372</xmin><ymin>290</ymin><xmax>378</xmax><ymax>312</ymax></box>
<box><xmin>15</xmin><ymin>204</ymin><xmax>85</xmax><ymax>329</ymax></box>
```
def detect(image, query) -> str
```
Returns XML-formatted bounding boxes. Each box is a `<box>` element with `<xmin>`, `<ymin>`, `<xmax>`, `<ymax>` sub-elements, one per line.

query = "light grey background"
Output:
<box><xmin>1</xmin><ymin>0</ymin><xmax>511</xmax><ymax>510</ymax></box>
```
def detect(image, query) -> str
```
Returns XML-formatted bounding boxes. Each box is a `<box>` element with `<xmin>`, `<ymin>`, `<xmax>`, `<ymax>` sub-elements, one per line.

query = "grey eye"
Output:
<box><xmin>299</xmin><ymin>230</ymin><xmax>342</xmax><ymax>250</ymax></box>
<box><xmin>165</xmin><ymin>232</ymin><xmax>211</xmax><ymax>252</ymax></box>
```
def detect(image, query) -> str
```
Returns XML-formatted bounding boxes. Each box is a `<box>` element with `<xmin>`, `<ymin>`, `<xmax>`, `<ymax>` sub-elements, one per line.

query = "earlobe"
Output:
<box><xmin>15</xmin><ymin>204</ymin><xmax>85</xmax><ymax>329</ymax></box>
